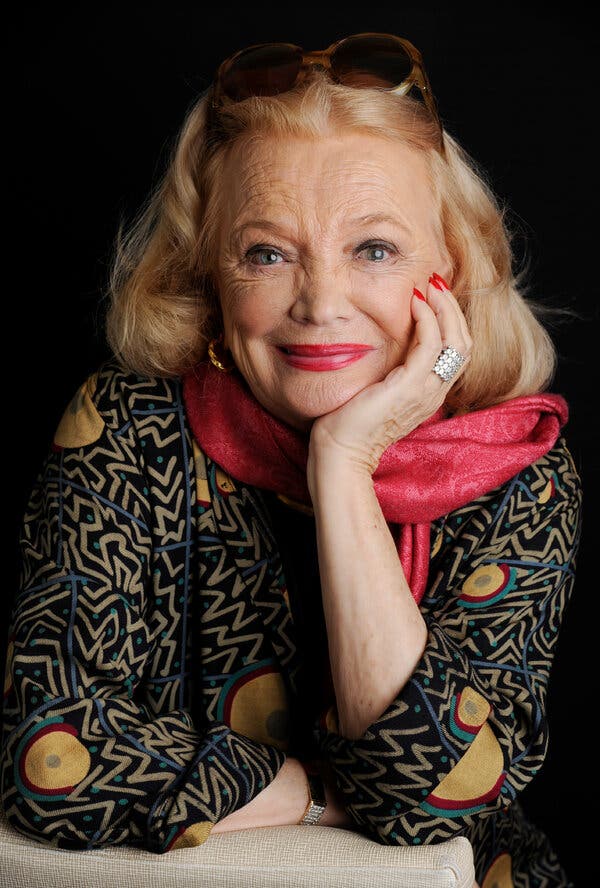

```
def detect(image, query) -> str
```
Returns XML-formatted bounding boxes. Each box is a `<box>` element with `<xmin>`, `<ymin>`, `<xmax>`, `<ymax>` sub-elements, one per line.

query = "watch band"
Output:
<box><xmin>298</xmin><ymin>760</ymin><xmax>327</xmax><ymax>825</ymax></box>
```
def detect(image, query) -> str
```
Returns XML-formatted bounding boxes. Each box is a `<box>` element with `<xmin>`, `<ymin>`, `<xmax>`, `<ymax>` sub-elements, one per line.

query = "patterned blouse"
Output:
<box><xmin>1</xmin><ymin>361</ymin><xmax>582</xmax><ymax>887</ymax></box>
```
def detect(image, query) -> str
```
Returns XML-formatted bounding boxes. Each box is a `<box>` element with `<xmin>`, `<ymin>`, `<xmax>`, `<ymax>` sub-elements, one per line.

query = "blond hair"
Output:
<box><xmin>105</xmin><ymin>69</ymin><xmax>556</xmax><ymax>414</ymax></box>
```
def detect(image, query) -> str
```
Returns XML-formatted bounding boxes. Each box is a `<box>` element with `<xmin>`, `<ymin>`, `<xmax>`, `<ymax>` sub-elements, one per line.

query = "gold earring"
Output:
<box><xmin>207</xmin><ymin>332</ymin><xmax>235</xmax><ymax>372</ymax></box>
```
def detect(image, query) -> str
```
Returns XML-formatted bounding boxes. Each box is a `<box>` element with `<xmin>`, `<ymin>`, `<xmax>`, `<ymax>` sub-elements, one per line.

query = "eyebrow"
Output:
<box><xmin>230</xmin><ymin>212</ymin><xmax>413</xmax><ymax>247</ymax></box>
<box><xmin>348</xmin><ymin>212</ymin><xmax>413</xmax><ymax>235</ymax></box>
<box><xmin>231</xmin><ymin>219</ymin><xmax>285</xmax><ymax>245</ymax></box>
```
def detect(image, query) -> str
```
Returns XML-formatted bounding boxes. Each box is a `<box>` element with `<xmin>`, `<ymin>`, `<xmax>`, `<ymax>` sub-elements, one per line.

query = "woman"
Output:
<box><xmin>1</xmin><ymin>33</ymin><xmax>581</xmax><ymax>887</ymax></box>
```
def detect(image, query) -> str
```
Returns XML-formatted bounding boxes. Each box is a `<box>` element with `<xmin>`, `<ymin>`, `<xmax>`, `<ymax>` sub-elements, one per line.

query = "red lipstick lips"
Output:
<box><xmin>276</xmin><ymin>343</ymin><xmax>373</xmax><ymax>371</ymax></box>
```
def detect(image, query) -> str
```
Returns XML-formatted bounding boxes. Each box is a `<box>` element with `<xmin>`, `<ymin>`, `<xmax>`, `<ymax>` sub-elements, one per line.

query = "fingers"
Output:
<box><xmin>428</xmin><ymin>273</ymin><xmax>472</xmax><ymax>357</ymax></box>
<box><xmin>404</xmin><ymin>273</ymin><xmax>472</xmax><ymax>387</ymax></box>
<box><xmin>405</xmin><ymin>287</ymin><xmax>446</xmax><ymax>379</ymax></box>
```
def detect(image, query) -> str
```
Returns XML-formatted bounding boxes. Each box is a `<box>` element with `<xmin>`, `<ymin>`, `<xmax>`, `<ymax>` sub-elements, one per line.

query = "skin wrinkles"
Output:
<box><xmin>214</xmin><ymin>133</ymin><xmax>450</xmax><ymax>432</ymax></box>
<box><xmin>222</xmin><ymin>148</ymin><xmax>423</xmax><ymax>264</ymax></box>
<box><xmin>229</xmin><ymin>211</ymin><xmax>416</xmax><ymax>259</ymax></box>
<box><xmin>225</xmin><ymin>175</ymin><xmax>417</xmax><ymax>261</ymax></box>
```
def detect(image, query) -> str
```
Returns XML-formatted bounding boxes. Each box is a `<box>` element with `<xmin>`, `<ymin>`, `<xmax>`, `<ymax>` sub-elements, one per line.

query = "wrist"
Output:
<box><xmin>297</xmin><ymin>758</ymin><xmax>327</xmax><ymax>825</ymax></box>
<box><xmin>307</xmin><ymin>440</ymin><xmax>374</xmax><ymax>502</ymax></box>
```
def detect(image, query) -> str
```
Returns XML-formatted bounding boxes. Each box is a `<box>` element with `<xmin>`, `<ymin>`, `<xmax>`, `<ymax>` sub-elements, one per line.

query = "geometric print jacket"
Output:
<box><xmin>1</xmin><ymin>361</ymin><xmax>582</xmax><ymax>884</ymax></box>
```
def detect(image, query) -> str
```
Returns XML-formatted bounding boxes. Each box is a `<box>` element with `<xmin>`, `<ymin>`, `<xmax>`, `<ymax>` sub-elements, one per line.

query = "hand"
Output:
<box><xmin>307</xmin><ymin>274</ymin><xmax>472</xmax><ymax>479</ymax></box>
<box><xmin>210</xmin><ymin>757</ymin><xmax>310</xmax><ymax>833</ymax></box>
<box><xmin>209</xmin><ymin>756</ymin><xmax>355</xmax><ymax>835</ymax></box>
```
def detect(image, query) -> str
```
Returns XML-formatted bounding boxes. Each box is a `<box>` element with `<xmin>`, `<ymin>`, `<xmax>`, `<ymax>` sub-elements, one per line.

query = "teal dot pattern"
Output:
<box><xmin>1</xmin><ymin>360</ymin><xmax>582</xmax><ymax>887</ymax></box>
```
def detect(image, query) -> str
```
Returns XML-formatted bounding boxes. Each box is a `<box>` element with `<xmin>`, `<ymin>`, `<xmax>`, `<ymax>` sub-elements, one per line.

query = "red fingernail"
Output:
<box><xmin>432</xmin><ymin>272</ymin><xmax>450</xmax><ymax>290</ymax></box>
<box><xmin>429</xmin><ymin>275</ymin><xmax>444</xmax><ymax>291</ymax></box>
<box><xmin>413</xmin><ymin>287</ymin><xmax>426</xmax><ymax>301</ymax></box>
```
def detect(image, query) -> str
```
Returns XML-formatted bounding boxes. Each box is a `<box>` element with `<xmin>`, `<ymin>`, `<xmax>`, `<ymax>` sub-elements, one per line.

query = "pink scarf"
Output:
<box><xmin>183</xmin><ymin>361</ymin><xmax>568</xmax><ymax>604</ymax></box>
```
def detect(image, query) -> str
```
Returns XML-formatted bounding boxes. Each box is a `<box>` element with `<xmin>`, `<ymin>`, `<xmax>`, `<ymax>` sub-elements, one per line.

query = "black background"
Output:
<box><xmin>6</xmin><ymin>5</ymin><xmax>597</xmax><ymax>883</ymax></box>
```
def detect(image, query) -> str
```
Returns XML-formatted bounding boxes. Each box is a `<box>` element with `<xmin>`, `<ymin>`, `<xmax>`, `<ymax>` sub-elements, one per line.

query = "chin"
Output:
<box><xmin>273</xmin><ymin>378</ymin><xmax>370</xmax><ymax>429</ymax></box>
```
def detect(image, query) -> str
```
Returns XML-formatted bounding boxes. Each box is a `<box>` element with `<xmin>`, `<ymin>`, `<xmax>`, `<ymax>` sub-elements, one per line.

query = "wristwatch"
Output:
<box><xmin>298</xmin><ymin>760</ymin><xmax>327</xmax><ymax>825</ymax></box>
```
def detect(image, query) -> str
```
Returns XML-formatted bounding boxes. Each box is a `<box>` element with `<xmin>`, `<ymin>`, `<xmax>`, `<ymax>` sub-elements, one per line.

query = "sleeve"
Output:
<box><xmin>1</xmin><ymin>369</ymin><xmax>286</xmax><ymax>853</ymax></box>
<box><xmin>311</xmin><ymin>439</ymin><xmax>582</xmax><ymax>845</ymax></box>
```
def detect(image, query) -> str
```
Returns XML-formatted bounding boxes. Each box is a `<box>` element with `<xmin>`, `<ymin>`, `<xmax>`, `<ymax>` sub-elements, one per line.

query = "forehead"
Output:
<box><xmin>219</xmin><ymin>131</ymin><xmax>437</xmax><ymax>230</ymax></box>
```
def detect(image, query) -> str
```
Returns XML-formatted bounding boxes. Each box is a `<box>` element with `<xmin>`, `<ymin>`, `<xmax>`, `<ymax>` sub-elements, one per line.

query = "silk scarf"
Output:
<box><xmin>183</xmin><ymin>361</ymin><xmax>568</xmax><ymax>603</ymax></box>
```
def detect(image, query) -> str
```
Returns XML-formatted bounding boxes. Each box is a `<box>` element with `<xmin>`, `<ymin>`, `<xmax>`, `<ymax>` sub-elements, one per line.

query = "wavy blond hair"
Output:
<box><xmin>105</xmin><ymin>68</ymin><xmax>556</xmax><ymax>414</ymax></box>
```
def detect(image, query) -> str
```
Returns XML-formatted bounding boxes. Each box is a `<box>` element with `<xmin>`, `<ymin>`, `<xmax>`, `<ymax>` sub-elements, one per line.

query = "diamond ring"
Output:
<box><xmin>432</xmin><ymin>346</ymin><xmax>466</xmax><ymax>382</ymax></box>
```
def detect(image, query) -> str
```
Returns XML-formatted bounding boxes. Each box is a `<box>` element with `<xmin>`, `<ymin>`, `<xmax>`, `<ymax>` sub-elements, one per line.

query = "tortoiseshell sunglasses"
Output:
<box><xmin>209</xmin><ymin>32</ymin><xmax>444</xmax><ymax>153</ymax></box>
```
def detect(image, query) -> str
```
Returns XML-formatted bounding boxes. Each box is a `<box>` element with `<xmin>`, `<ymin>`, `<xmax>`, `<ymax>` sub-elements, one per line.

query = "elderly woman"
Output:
<box><xmin>1</xmin><ymin>33</ymin><xmax>581</xmax><ymax>887</ymax></box>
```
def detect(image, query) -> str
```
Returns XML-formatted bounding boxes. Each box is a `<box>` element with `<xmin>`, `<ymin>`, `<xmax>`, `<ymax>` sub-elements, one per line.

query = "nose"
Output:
<box><xmin>290</xmin><ymin>269</ymin><xmax>352</xmax><ymax>326</ymax></box>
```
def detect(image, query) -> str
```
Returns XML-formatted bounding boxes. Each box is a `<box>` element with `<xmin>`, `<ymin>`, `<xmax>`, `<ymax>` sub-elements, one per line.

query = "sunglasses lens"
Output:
<box><xmin>331</xmin><ymin>35</ymin><xmax>413</xmax><ymax>88</ymax></box>
<box><xmin>221</xmin><ymin>44</ymin><xmax>303</xmax><ymax>100</ymax></box>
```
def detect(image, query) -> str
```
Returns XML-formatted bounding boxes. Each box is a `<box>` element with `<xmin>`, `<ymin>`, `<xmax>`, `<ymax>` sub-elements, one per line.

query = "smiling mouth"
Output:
<box><xmin>277</xmin><ymin>344</ymin><xmax>374</xmax><ymax>356</ymax></box>
<box><xmin>275</xmin><ymin>344</ymin><xmax>373</xmax><ymax>372</ymax></box>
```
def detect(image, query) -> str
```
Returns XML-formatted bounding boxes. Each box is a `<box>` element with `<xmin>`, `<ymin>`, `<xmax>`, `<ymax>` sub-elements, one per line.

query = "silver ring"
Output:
<box><xmin>432</xmin><ymin>346</ymin><xmax>466</xmax><ymax>382</ymax></box>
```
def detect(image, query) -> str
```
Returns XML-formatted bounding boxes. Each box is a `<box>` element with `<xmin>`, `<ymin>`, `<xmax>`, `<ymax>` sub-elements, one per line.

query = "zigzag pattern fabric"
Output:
<box><xmin>1</xmin><ymin>361</ymin><xmax>582</xmax><ymax>886</ymax></box>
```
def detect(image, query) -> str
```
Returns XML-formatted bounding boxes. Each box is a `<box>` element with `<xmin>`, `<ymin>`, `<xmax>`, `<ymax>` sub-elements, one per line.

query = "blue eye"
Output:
<box><xmin>359</xmin><ymin>243</ymin><xmax>394</xmax><ymax>262</ymax></box>
<box><xmin>246</xmin><ymin>247</ymin><xmax>283</xmax><ymax>266</ymax></box>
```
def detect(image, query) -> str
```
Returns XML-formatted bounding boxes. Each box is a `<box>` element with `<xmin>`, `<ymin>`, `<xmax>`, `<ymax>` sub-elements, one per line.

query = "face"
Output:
<box><xmin>214</xmin><ymin>131</ymin><xmax>449</xmax><ymax>433</ymax></box>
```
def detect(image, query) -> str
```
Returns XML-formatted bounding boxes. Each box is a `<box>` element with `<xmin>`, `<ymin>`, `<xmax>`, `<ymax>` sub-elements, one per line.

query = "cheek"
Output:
<box><xmin>220</xmin><ymin>281</ymin><xmax>284</xmax><ymax>339</ymax></box>
<box><xmin>368</xmin><ymin>282</ymin><xmax>415</xmax><ymax>344</ymax></box>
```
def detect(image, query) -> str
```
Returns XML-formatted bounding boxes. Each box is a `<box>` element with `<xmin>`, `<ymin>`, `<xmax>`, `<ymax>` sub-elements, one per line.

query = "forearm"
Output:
<box><xmin>309</xmin><ymin>447</ymin><xmax>582</xmax><ymax>846</ymax></box>
<box><xmin>307</xmin><ymin>447</ymin><xmax>427</xmax><ymax>741</ymax></box>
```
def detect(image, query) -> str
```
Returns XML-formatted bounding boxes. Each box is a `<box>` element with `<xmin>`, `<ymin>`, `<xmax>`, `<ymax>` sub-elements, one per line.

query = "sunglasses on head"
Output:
<box><xmin>210</xmin><ymin>32</ymin><xmax>444</xmax><ymax>152</ymax></box>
